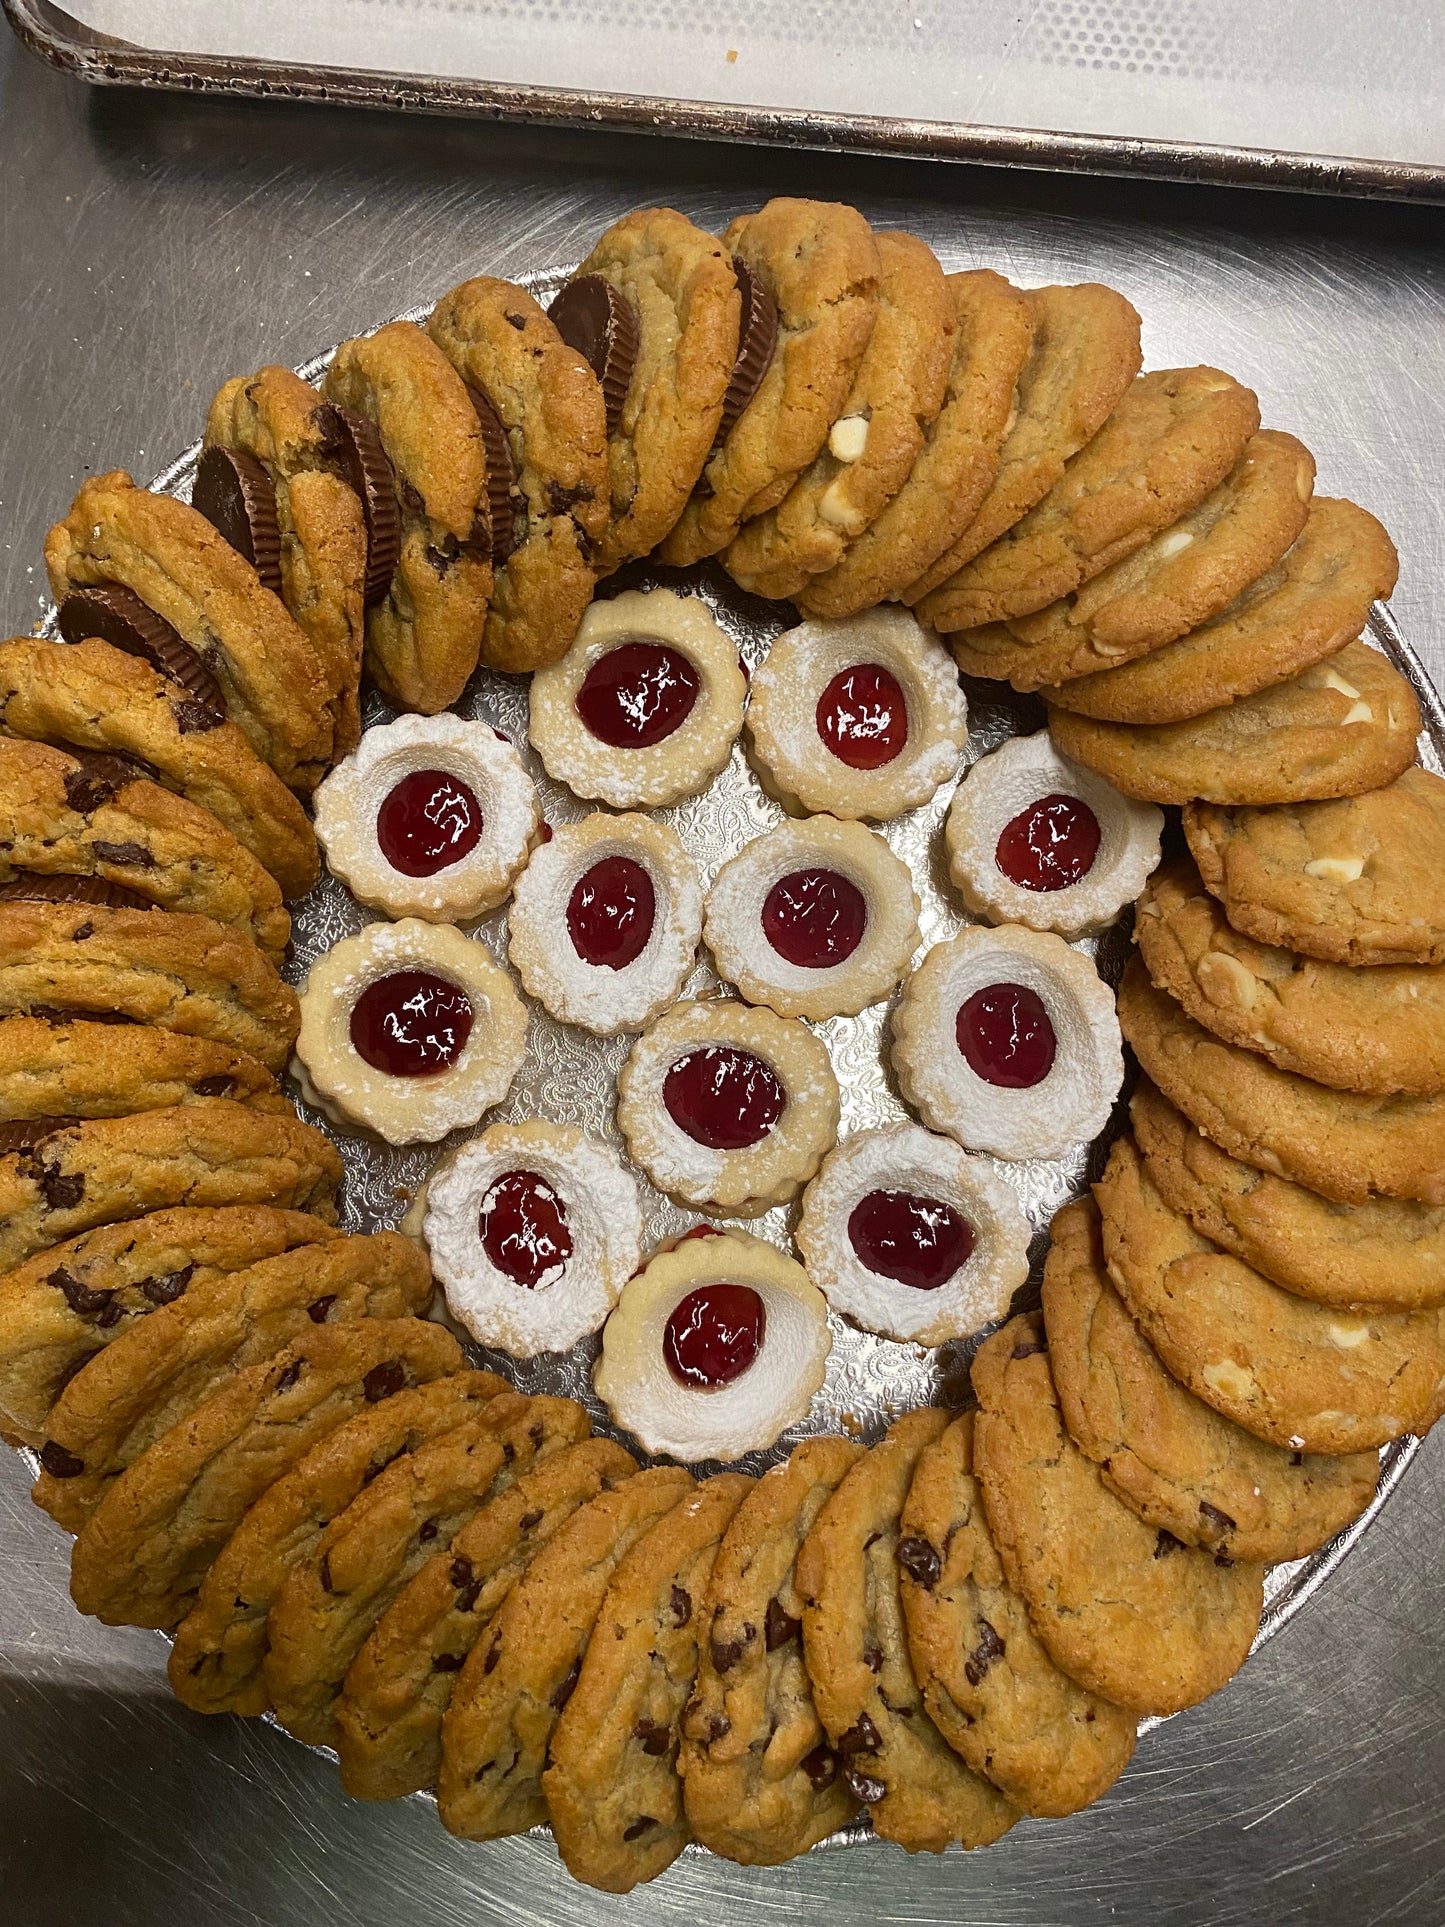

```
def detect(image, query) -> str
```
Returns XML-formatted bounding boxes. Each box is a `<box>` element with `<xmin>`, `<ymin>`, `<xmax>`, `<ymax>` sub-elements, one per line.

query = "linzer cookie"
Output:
<box><xmin>552</xmin><ymin>209</ymin><xmax>740</xmax><ymax>573</ymax></box>
<box><xmin>44</xmin><ymin>471</ymin><xmax>334</xmax><ymax>789</ymax></box>
<box><xmin>794</xmin><ymin>269</ymin><xmax>1032</xmax><ymax>619</ymax></box>
<box><xmin>322</xmin><ymin>320</ymin><xmax>491</xmax><ymax>710</ymax></box>
<box><xmin>0</xmin><ymin>1014</ymin><xmax>281</xmax><ymax>1127</ymax></box>
<box><xmin>957</xmin><ymin>428</ymin><xmax>1315</xmax><ymax>690</ymax></box>
<box><xmin>903</xmin><ymin>281</ymin><xmax>1143</xmax><ymax>602</ymax></box>
<box><xmin>724</xmin><ymin>232</ymin><xmax>954</xmax><ymax>601</ymax></box>
<box><xmin>1043</xmin><ymin>498</ymin><xmax>1400</xmax><ymax>725</ymax></box>
<box><xmin>0</xmin><ymin>738</ymin><xmax>289</xmax><ymax>963</ymax></box>
<box><xmin>0</xmin><ymin>900</ymin><xmax>298</xmax><ymax>1072</ymax></box>
<box><xmin>0</xmin><ymin>635</ymin><xmax>318</xmax><ymax>899</ymax></box>
<box><xmin>205</xmin><ymin>363</ymin><xmax>369</xmax><ymax>758</ymax></box>
<box><xmin>427</xmin><ymin>277</ymin><xmax>608</xmax><ymax>672</ymax></box>
<box><xmin>926</xmin><ymin>366</ymin><xmax>1261</xmax><ymax>634</ymax></box>
<box><xmin>658</xmin><ymin>199</ymin><xmax>881</xmax><ymax>566</ymax></box>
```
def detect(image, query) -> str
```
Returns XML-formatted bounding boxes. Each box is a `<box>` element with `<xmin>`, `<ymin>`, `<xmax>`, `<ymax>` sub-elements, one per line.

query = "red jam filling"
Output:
<box><xmin>374</xmin><ymin>768</ymin><xmax>483</xmax><ymax>878</ymax></box>
<box><xmin>663</xmin><ymin>1282</ymin><xmax>766</xmax><ymax>1388</ymax></box>
<box><xmin>478</xmin><ymin>1169</ymin><xmax>572</xmax><ymax>1290</ymax></box>
<box><xmin>815</xmin><ymin>663</ymin><xmax>908</xmax><ymax>770</ymax></box>
<box><xmin>955</xmin><ymin>983</ymin><xmax>1056</xmax><ymax>1089</ymax></box>
<box><xmin>761</xmin><ymin>867</ymin><xmax>866</xmax><ymax>969</ymax></box>
<box><xmin>574</xmin><ymin>640</ymin><xmax>700</xmax><ymax>748</ymax></box>
<box><xmin>847</xmin><ymin>1189</ymin><xmax>975</xmax><ymax>1291</ymax></box>
<box><xmin>663</xmin><ymin>1046</ymin><xmax>784</xmax><ymax>1151</ymax></box>
<box><xmin>349</xmin><ymin>971</ymin><xmax>473</xmax><ymax>1078</ymax></box>
<box><xmin>995</xmin><ymin>792</ymin><xmax>1101</xmax><ymax>893</ymax></box>
<box><xmin>566</xmin><ymin>855</ymin><xmax>656</xmax><ymax>970</ymax></box>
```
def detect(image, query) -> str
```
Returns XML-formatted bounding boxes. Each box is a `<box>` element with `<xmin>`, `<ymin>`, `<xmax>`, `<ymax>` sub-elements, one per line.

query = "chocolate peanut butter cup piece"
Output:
<box><xmin>314</xmin><ymin>401</ymin><xmax>402</xmax><ymax>607</ymax></box>
<box><xmin>0</xmin><ymin>1115</ymin><xmax>80</xmax><ymax>1153</ymax></box>
<box><xmin>48</xmin><ymin>744</ymin><xmax>161</xmax><ymax>801</ymax></box>
<box><xmin>717</xmin><ymin>257</ymin><xmax>778</xmax><ymax>440</ymax></box>
<box><xmin>548</xmin><ymin>274</ymin><xmax>639</xmax><ymax>440</ymax></box>
<box><xmin>466</xmin><ymin>384</ymin><xmax>518</xmax><ymax>563</ymax></box>
<box><xmin>57</xmin><ymin>586</ymin><xmax>225</xmax><ymax>725</ymax></box>
<box><xmin>191</xmin><ymin>446</ymin><xmax>283</xmax><ymax>597</ymax></box>
<box><xmin>0</xmin><ymin>873</ymin><xmax>149</xmax><ymax>913</ymax></box>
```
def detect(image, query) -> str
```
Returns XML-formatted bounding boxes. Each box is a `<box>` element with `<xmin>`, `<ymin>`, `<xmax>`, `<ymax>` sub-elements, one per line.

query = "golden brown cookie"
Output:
<box><xmin>926</xmin><ymin>366</ymin><xmax>1261</xmax><ymax>633</ymax></box>
<box><xmin>1049</xmin><ymin>639</ymin><xmax>1421</xmax><ymax>806</ymax></box>
<box><xmin>724</xmin><ymin>232</ymin><xmax>954</xmax><ymax>601</ymax></box>
<box><xmin>205</xmin><ymin>363</ymin><xmax>367</xmax><ymax>758</ymax></box>
<box><xmin>428</xmin><ymin>277</ymin><xmax>608</xmax><ymax>672</ymax></box>
<box><xmin>658</xmin><ymin>198</ymin><xmax>881</xmax><ymax>566</ymax></box>
<box><xmin>971</xmin><ymin>1311</ymin><xmax>1264</xmax><ymax>1715</ymax></box>
<box><xmin>0</xmin><ymin>635</ymin><xmax>318</xmax><ymax>899</ymax></box>
<box><xmin>1041</xmin><ymin>497</ymin><xmax>1400</xmax><ymax>724</ymax></box>
<box><xmin>0</xmin><ymin>1015</ymin><xmax>281</xmax><ymax>1125</ymax></box>
<box><xmin>322</xmin><ymin>319</ymin><xmax>492</xmax><ymax>709</ymax></box>
<box><xmin>1183</xmin><ymin>767</ymin><xmax>1445</xmax><ymax>967</ymax></box>
<box><xmin>1136</xmin><ymin>855</ymin><xmax>1445</xmax><ymax>1096</ymax></box>
<box><xmin>1044</xmin><ymin>1197</ymin><xmax>1377</xmax><ymax>1559</ymax></box>
<box><xmin>903</xmin><ymin>282</ymin><xmax>1143</xmax><ymax>602</ymax></box>
<box><xmin>44</xmin><ymin>470</ymin><xmax>333</xmax><ymax>790</ymax></box>
<box><xmin>560</xmin><ymin>208</ymin><xmax>740</xmax><ymax>573</ymax></box>
<box><xmin>796</xmin><ymin>1408</ymin><xmax>1019</xmax><ymax>1854</ymax></box>
<box><xmin>957</xmin><ymin>429</ymin><xmax>1314</xmax><ymax>690</ymax></box>
<box><xmin>897</xmin><ymin>1409</ymin><xmax>1137</xmax><ymax>1818</ymax></box>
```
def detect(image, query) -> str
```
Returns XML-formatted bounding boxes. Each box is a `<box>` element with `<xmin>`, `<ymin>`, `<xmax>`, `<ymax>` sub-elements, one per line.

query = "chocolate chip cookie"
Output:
<box><xmin>0</xmin><ymin>635</ymin><xmax>318</xmax><ymax>899</ymax></box>
<box><xmin>556</xmin><ymin>208</ymin><xmax>740</xmax><ymax>573</ymax></box>
<box><xmin>427</xmin><ymin>277</ymin><xmax>608</xmax><ymax>672</ymax></box>
<box><xmin>796</xmin><ymin>1408</ymin><xmax>1019</xmax><ymax>1854</ymax></box>
<box><xmin>794</xmin><ymin>268</ymin><xmax>1033</xmax><ymax>619</ymax></box>
<box><xmin>724</xmin><ymin>231</ymin><xmax>954</xmax><ymax>601</ymax></box>
<box><xmin>543</xmin><ymin>1472</ymin><xmax>754</xmax><ymax>1893</ymax></box>
<box><xmin>32</xmin><ymin>1231</ymin><xmax>432</xmax><ymax>1533</ymax></box>
<box><xmin>678</xmin><ymin>1434</ymin><xmax>862</xmax><ymax>1865</ymax></box>
<box><xmin>167</xmin><ymin>1369</ymin><xmax>511</xmax><ymax>1716</ymax></box>
<box><xmin>658</xmin><ymin>198</ymin><xmax>881</xmax><ymax>566</ymax></box>
<box><xmin>322</xmin><ymin>319</ymin><xmax>492</xmax><ymax>710</ymax></box>
<box><xmin>69</xmin><ymin>1317</ymin><xmax>462</xmax><ymax>1629</ymax></box>
<box><xmin>335</xmin><ymin>1436</ymin><xmax>637</xmax><ymax>1802</ymax></box>
<box><xmin>0</xmin><ymin>1101</ymin><xmax>341</xmax><ymax>1276</ymax></box>
<box><xmin>1043</xmin><ymin>498</ymin><xmax>1399</xmax><ymax>725</ymax></box>
<box><xmin>1136</xmin><ymin>855</ymin><xmax>1445</xmax><ymax>1096</ymax></box>
<box><xmin>266</xmin><ymin>1393</ymin><xmax>590</xmax><ymax>1749</ymax></box>
<box><xmin>0</xmin><ymin>1014</ymin><xmax>281</xmax><ymax>1125</ymax></box>
<box><xmin>896</xmin><ymin>1408</ymin><xmax>1137</xmax><ymax>1818</ymax></box>
<box><xmin>437</xmin><ymin>1464</ymin><xmax>695</xmax><ymax>1840</ymax></box>
<box><xmin>971</xmin><ymin>1312</ymin><xmax>1264</xmax><ymax>1715</ymax></box>
<box><xmin>1048</xmin><ymin>638</ymin><xmax>1421</xmax><ymax>805</ymax></box>
<box><xmin>0</xmin><ymin>1203</ymin><xmax>339</xmax><ymax>1449</ymax></box>
<box><xmin>1045</xmin><ymin>1197</ymin><xmax>1377</xmax><ymax>1560</ymax></box>
<box><xmin>1097</xmin><ymin>1136</ymin><xmax>1445</xmax><ymax>1454</ymax></box>
<box><xmin>1184</xmin><ymin>767</ymin><xmax>1445</xmax><ymax>967</ymax></box>
<box><xmin>206</xmin><ymin>362</ymin><xmax>368</xmax><ymax>758</ymax></box>
<box><xmin>0</xmin><ymin>899</ymin><xmax>298</xmax><ymax>1073</ymax></box>
<box><xmin>45</xmin><ymin>470</ymin><xmax>334</xmax><ymax>790</ymax></box>
<box><xmin>959</xmin><ymin>429</ymin><xmax>1314</xmax><ymax>690</ymax></box>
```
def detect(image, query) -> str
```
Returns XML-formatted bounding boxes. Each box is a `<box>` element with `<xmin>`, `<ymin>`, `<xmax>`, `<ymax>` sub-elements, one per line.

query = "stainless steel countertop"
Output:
<box><xmin>1</xmin><ymin>35</ymin><xmax>1444</xmax><ymax>1927</ymax></box>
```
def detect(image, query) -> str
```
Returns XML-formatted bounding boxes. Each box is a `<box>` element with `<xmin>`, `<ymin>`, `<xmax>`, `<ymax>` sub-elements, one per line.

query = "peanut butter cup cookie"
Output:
<box><xmin>658</xmin><ymin>198</ymin><xmax>881</xmax><ymax>566</ymax></box>
<box><xmin>0</xmin><ymin>1015</ymin><xmax>281</xmax><ymax>1126</ymax></box>
<box><xmin>428</xmin><ymin>277</ymin><xmax>608</xmax><ymax>672</ymax></box>
<box><xmin>45</xmin><ymin>471</ymin><xmax>333</xmax><ymax>789</ymax></box>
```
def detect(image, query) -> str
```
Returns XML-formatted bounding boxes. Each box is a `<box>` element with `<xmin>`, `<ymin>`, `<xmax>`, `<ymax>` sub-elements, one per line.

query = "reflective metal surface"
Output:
<box><xmin>2</xmin><ymin>35</ymin><xmax>1444</xmax><ymax>1924</ymax></box>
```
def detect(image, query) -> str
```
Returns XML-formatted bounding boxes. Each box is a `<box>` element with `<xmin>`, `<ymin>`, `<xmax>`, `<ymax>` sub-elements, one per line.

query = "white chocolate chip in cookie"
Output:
<box><xmin>828</xmin><ymin>415</ymin><xmax>870</xmax><ymax>463</ymax></box>
<box><xmin>1340</xmin><ymin>700</ymin><xmax>1374</xmax><ymax>725</ymax></box>
<box><xmin>1304</xmin><ymin>854</ymin><xmax>1365</xmax><ymax>883</ymax></box>
<box><xmin>1203</xmin><ymin>1359</ymin><xmax>1258</xmax><ymax>1402</ymax></box>
<box><xmin>1326</xmin><ymin>1319</ymin><xmax>1372</xmax><ymax>1351</ymax></box>
<box><xmin>1196</xmin><ymin>949</ymin><xmax>1257</xmax><ymax>1010</ymax></box>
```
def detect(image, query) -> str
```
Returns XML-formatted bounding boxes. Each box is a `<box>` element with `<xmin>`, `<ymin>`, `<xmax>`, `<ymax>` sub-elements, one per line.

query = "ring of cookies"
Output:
<box><xmin>0</xmin><ymin>195</ymin><xmax>1437</xmax><ymax>1894</ymax></box>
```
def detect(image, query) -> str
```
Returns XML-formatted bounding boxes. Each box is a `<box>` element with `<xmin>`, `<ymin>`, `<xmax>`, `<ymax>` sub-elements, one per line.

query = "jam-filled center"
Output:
<box><xmin>349</xmin><ymin>971</ymin><xmax>473</xmax><ymax>1078</ymax></box>
<box><xmin>663</xmin><ymin>1282</ymin><xmax>766</xmax><ymax>1388</ymax></box>
<box><xmin>663</xmin><ymin>1046</ymin><xmax>784</xmax><ymax>1151</ymax></box>
<box><xmin>575</xmin><ymin>640</ymin><xmax>700</xmax><ymax>749</ymax></box>
<box><xmin>761</xmin><ymin>867</ymin><xmax>867</xmax><ymax>969</ymax></box>
<box><xmin>478</xmin><ymin>1169</ymin><xmax>572</xmax><ymax>1290</ymax></box>
<box><xmin>956</xmin><ymin>982</ymin><xmax>1056</xmax><ymax>1089</ymax></box>
<box><xmin>566</xmin><ymin>854</ymin><xmax>657</xmax><ymax>971</ymax></box>
<box><xmin>375</xmin><ymin>768</ymin><xmax>484</xmax><ymax>878</ymax></box>
<box><xmin>995</xmin><ymin>792</ymin><xmax>1101</xmax><ymax>893</ymax></box>
<box><xmin>815</xmin><ymin>663</ymin><xmax>909</xmax><ymax>770</ymax></box>
<box><xmin>847</xmin><ymin>1189</ymin><xmax>975</xmax><ymax>1291</ymax></box>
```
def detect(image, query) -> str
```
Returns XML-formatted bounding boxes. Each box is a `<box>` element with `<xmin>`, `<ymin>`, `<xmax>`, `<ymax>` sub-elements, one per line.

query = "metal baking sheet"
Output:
<box><xmin>6</xmin><ymin>0</ymin><xmax>1445</xmax><ymax>203</ymax></box>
